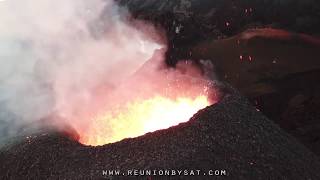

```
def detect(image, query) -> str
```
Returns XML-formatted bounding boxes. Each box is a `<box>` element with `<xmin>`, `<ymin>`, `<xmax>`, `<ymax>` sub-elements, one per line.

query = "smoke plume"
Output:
<box><xmin>0</xmin><ymin>0</ymin><xmax>165</xmax><ymax>140</ymax></box>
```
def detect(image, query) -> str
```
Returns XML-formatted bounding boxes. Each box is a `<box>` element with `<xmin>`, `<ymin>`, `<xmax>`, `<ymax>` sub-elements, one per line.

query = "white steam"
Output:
<box><xmin>0</xmin><ymin>0</ymin><xmax>164</xmax><ymax>139</ymax></box>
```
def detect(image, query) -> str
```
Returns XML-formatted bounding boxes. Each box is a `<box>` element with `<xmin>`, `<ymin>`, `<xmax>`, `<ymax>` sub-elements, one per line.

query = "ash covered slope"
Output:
<box><xmin>191</xmin><ymin>28</ymin><xmax>320</xmax><ymax>156</ymax></box>
<box><xmin>1</xmin><ymin>88</ymin><xmax>320</xmax><ymax>179</ymax></box>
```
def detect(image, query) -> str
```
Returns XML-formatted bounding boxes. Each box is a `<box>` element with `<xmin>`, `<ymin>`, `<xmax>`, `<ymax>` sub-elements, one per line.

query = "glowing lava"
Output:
<box><xmin>79</xmin><ymin>95</ymin><xmax>210</xmax><ymax>146</ymax></box>
<box><xmin>77</xmin><ymin>50</ymin><xmax>217</xmax><ymax>146</ymax></box>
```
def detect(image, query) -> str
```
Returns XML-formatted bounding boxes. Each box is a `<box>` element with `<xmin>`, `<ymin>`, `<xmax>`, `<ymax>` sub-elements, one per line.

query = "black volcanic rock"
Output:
<box><xmin>116</xmin><ymin>0</ymin><xmax>320</xmax><ymax>67</ymax></box>
<box><xmin>192</xmin><ymin>28</ymin><xmax>320</xmax><ymax>156</ymax></box>
<box><xmin>118</xmin><ymin>0</ymin><xmax>320</xmax><ymax>35</ymax></box>
<box><xmin>1</xmin><ymin>86</ymin><xmax>320</xmax><ymax>179</ymax></box>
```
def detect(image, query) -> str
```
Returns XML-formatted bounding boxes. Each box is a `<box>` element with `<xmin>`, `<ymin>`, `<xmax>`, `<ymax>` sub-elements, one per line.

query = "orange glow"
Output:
<box><xmin>79</xmin><ymin>95</ymin><xmax>210</xmax><ymax>146</ymax></box>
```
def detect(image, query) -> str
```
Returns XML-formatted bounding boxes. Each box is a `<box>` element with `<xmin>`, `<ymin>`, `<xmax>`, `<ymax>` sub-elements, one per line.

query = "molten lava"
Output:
<box><xmin>80</xmin><ymin>95</ymin><xmax>210</xmax><ymax>146</ymax></box>
<box><xmin>76</xmin><ymin>50</ymin><xmax>217</xmax><ymax>146</ymax></box>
